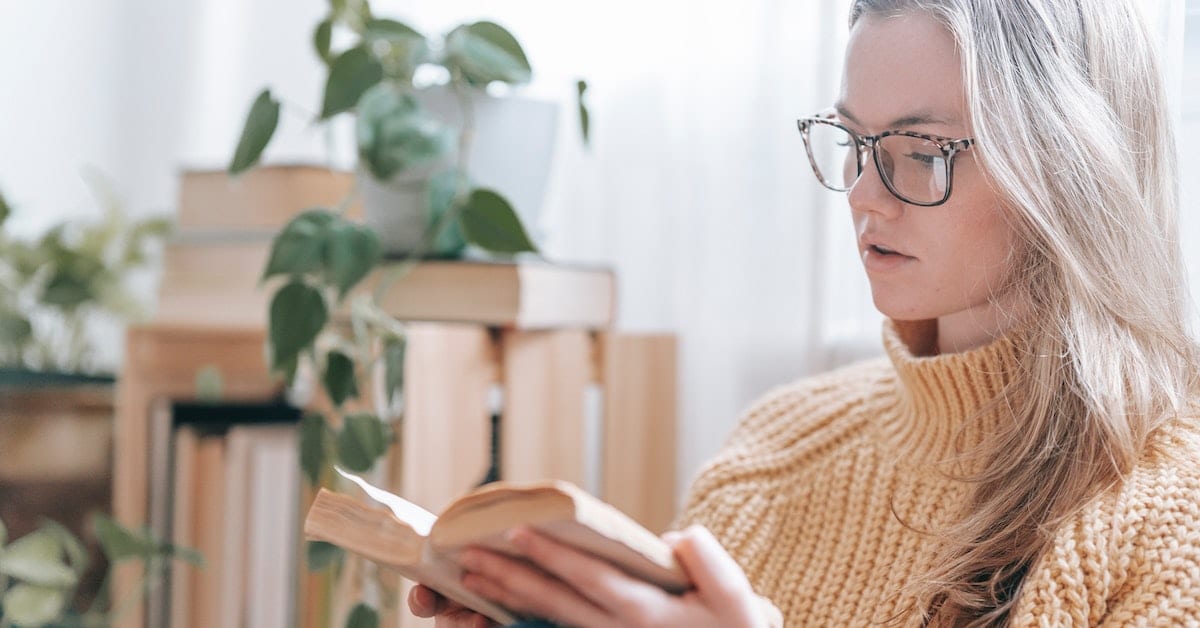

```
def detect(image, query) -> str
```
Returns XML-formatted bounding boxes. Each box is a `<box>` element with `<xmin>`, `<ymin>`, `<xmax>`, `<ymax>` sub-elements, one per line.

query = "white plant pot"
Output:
<box><xmin>359</xmin><ymin>87</ymin><xmax>560</xmax><ymax>256</ymax></box>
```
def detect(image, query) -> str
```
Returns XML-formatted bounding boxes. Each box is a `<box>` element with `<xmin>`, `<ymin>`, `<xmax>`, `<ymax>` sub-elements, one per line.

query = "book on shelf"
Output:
<box><xmin>177</xmin><ymin>165</ymin><xmax>359</xmax><ymax>231</ymax></box>
<box><xmin>365</xmin><ymin>259</ymin><xmax>616</xmax><ymax>330</ymax></box>
<box><xmin>304</xmin><ymin>469</ymin><xmax>686</xmax><ymax>625</ymax></box>
<box><xmin>144</xmin><ymin>400</ymin><xmax>302</xmax><ymax>628</ymax></box>
<box><xmin>157</xmin><ymin>245</ymin><xmax>616</xmax><ymax>330</ymax></box>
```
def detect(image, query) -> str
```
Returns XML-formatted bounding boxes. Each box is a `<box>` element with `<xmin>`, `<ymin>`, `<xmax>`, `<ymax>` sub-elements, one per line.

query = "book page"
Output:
<box><xmin>335</xmin><ymin>467</ymin><xmax>437</xmax><ymax>536</ymax></box>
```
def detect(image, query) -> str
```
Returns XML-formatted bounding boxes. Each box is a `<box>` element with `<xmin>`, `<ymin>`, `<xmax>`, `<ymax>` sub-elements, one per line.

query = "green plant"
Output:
<box><xmin>228</xmin><ymin>0</ymin><xmax>584</xmax><ymax>260</ymax></box>
<box><xmin>0</xmin><ymin>176</ymin><xmax>171</xmax><ymax>374</ymax></box>
<box><xmin>227</xmin><ymin>3</ymin><xmax>594</xmax><ymax>626</ymax></box>
<box><xmin>0</xmin><ymin>515</ymin><xmax>201</xmax><ymax>628</ymax></box>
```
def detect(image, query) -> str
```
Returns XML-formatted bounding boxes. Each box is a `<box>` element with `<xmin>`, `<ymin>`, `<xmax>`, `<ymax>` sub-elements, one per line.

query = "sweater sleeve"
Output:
<box><xmin>1097</xmin><ymin>482</ymin><xmax>1200</xmax><ymax>625</ymax></box>
<box><xmin>1012</xmin><ymin>428</ymin><xmax>1200</xmax><ymax>627</ymax></box>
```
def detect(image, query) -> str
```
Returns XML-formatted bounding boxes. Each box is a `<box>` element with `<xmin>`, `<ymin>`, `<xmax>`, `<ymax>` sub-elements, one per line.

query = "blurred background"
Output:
<box><xmin>2</xmin><ymin>0</ymin><xmax>1200</xmax><ymax>624</ymax></box>
<box><xmin>0</xmin><ymin>0</ymin><xmax>1195</xmax><ymax>498</ymax></box>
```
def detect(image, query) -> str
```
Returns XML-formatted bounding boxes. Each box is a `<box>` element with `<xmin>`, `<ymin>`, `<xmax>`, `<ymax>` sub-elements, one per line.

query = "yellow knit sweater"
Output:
<box><xmin>676</xmin><ymin>321</ymin><xmax>1200</xmax><ymax>626</ymax></box>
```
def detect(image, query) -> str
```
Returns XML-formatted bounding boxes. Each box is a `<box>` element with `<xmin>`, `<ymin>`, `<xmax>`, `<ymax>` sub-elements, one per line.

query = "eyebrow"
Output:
<box><xmin>834</xmin><ymin>102</ymin><xmax>958</xmax><ymax>130</ymax></box>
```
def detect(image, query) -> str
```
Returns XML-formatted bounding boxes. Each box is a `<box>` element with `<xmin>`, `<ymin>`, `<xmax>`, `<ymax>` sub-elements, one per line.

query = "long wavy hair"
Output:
<box><xmin>849</xmin><ymin>0</ymin><xmax>1199</xmax><ymax>625</ymax></box>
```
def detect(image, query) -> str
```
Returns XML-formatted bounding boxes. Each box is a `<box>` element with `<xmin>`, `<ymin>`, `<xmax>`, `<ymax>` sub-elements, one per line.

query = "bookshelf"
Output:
<box><xmin>111</xmin><ymin>166</ymin><xmax>678</xmax><ymax>628</ymax></box>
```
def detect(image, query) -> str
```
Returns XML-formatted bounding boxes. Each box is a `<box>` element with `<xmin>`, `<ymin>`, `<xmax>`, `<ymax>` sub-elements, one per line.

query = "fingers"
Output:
<box><xmin>408</xmin><ymin>584</ymin><xmax>443</xmax><ymax>617</ymax></box>
<box><xmin>505</xmin><ymin>526</ymin><xmax>666</xmax><ymax>617</ymax></box>
<box><xmin>458</xmin><ymin>542</ymin><xmax>613</xmax><ymax>627</ymax></box>
<box><xmin>671</xmin><ymin>525</ymin><xmax>755</xmax><ymax>606</ymax></box>
<box><xmin>435</xmin><ymin>607</ymin><xmax>496</xmax><ymax>628</ymax></box>
<box><xmin>409</xmin><ymin>585</ymin><xmax>496</xmax><ymax>628</ymax></box>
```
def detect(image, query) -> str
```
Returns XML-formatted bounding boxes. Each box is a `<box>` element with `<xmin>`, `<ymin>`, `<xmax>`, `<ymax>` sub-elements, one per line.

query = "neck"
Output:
<box><xmin>936</xmin><ymin>292</ymin><xmax>1030</xmax><ymax>355</ymax></box>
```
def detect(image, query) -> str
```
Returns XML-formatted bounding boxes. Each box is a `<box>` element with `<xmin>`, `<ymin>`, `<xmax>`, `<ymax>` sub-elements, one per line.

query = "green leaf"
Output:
<box><xmin>321</xmin><ymin>45</ymin><xmax>384</xmax><ymax>119</ymax></box>
<box><xmin>0</xmin><ymin>189</ymin><xmax>10</xmax><ymax>225</ymax></box>
<box><xmin>356</xmin><ymin>83</ymin><xmax>454</xmax><ymax>181</ymax></box>
<box><xmin>382</xmin><ymin>336</ymin><xmax>406</xmax><ymax>404</ymax></box>
<box><xmin>229</xmin><ymin>89</ymin><xmax>281</xmax><ymax>175</ymax></box>
<box><xmin>0</xmin><ymin>308</ymin><xmax>33</xmax><ymax>348</ymax></box>
<box><xmin>300</xmin><ymin>412</ymin><xmax>327</xmax><ymax>486</ymax></box>
<box><xmin>427</xmin><ymin>170</ymin><xmax>468</xmax><ymax>258</ymax></box>
<box><xmin>41</xmin><ymin>269</ymin><xmax>96</xmax><ymax>310</ymax></box>
<box><xmin>0</xmin><ymin>529</ymin><xmax>77</xmax><ymax>587</ymax></box>
<box><xmin>459</xmin><ymin>189</ymin><xmax>538</xmax><ymax>254</ymax></box>
<box><xmin>365</xmin><ymin>18</ymin><xmax>422</xmax><ymax>40</ymax></box>
<box><xmin>94</xmin><ymin>515</ymin><xmax>156</xmax><ymax>563</ymax></box>
<box><xmin>40</xmin><ymin>521</ymin><xmax>89</xmax><ymax>578</ymax></box>
<box><xmin>122</xmin><ymin>217</ymin><xmax>173</xmax><ymax>266</ymax></box>
<box><xmin>444</xmin><ymin>21</ymin><xmax>532</xmax><ymax>86</ymax></box>
<box><xmin>195</xmin><ymin>365</ymin><xmax>225</xmax><ymax>402</ymax></box>
<box><xmin>165</xmin><ymin>543</ymin><xmax>205</xmax><ymax>567</ymax></box>
<box><xmin>324</xmin><ymin>221</ymin><xmax>381</xmax><ymax>299</ymax></box>
<box><xmin>263</xmin><ymin>209</ymin><xmax>335</xmax><ymax>279</ymax></box>
<box><xmin>331</xmin><ymin>0</ymin><xmax>372</xmax><ymax>31</ymax></box>
<box><xmin>336</xmin><ymin>413</ymin><xmax>388</xmax><ymax>472</ymax></box>
<box><xmin>323</xmin><ymin>350</ymin><xmax>358</xmax><ymax>407</ymax></box>
<box><xmin>306</xmin><ymin>541</ymin><xmax>342</xmax><ymax>571</ymax></box>
<box><xmin>577</xmin><ymin>79</ymin><xmax>591</xmax><ymax>146</ymax></box>
<box><xmin>364</xmin><ymin>19</ymin><xmax>428</xmax><ymax>80</ymax></box>
<box><xmin>3</xmin><ymin>584</ymin><xmax>66</xmax><ymax>626</ymax></box>
<box><xmin>269</xmin><ymin>281</ymin><xmax>328</xmax><ymax>371</ymax></box>
<box><xmin>346</xmin><ymin>603</ymin><xmax>379</xmax><ymax>628</ymax></box>
<box><xmin>314</xmin><ymin>18</ymin><xmax>334</xmax><ymax>65</ymax></box>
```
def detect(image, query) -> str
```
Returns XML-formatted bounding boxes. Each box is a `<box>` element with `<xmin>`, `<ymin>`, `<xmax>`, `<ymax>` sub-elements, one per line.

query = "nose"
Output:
<box><xmin>847</xmin><ymin>150</ymin><xmax>904</xmax><ymax>220</ymax></box>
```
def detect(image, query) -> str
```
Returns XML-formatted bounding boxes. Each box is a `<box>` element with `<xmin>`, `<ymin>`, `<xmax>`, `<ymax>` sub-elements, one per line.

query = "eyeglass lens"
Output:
<box><xmin>806</xmin><ymin>123</ymin><xmax>949</xmax><ymax>204</ymax></box>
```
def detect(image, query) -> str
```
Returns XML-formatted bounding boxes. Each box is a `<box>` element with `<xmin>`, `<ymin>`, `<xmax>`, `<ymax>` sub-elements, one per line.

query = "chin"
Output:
<box><xmin>869</xmin><ymin>289</ymin><xmax>937</xmax><ymax>322</ymax></box>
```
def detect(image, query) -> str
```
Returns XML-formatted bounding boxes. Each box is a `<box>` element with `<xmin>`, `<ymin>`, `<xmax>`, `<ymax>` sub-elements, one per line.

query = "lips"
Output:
<box><xmin>860</xmin><ymin>237</ymin><xmax>913</xmax><ymax>259</ymax></box>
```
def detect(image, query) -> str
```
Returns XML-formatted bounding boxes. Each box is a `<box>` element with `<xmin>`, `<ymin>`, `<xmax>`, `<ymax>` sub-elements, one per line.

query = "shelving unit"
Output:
<box><xmin>110</xmin><ymin>166</ymin><xmax>679</xmax><ymax>628</ymax></box>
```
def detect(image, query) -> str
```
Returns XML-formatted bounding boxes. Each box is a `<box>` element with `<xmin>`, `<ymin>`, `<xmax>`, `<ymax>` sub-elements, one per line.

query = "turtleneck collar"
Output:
<box><xmin>877</xmin><ymin>319</ymin><xmax>1025</xmax><ymax>469</ymax></box>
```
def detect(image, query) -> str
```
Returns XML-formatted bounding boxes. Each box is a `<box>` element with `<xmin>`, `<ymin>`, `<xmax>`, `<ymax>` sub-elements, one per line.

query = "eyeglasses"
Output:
<box><xmin>796</xmin><ymin>112</ymin><xmax>975</xmax><ymax>207</ymax></box>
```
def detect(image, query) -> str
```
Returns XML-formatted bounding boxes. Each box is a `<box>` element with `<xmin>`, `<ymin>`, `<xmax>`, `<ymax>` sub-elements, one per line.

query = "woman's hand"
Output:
<box><xmin>455</xmin><ymin>524</ymin><xmax>774</xmax><ymax>628</ymax></box>
<box><xmin>407</xmin><ymin>583</ymin><xmax>499</xmax><ymax>628</ymax></box>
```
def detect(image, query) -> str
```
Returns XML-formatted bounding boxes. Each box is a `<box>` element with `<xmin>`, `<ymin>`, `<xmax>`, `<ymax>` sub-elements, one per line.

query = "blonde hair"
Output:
<box><xmin>849</xmin><ymin>0</ymin><xmax>1199</xmax><ymax>625</ymax></box>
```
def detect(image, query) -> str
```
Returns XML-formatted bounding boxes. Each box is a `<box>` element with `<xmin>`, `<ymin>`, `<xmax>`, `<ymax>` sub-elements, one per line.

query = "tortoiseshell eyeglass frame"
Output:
<box><xmin>796</xmin><ymin>112</ymin><xmax>975</xmax><ymax>207</ymax></box>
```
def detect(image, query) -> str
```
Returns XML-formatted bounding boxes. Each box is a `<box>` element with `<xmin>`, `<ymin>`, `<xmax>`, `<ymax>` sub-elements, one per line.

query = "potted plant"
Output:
<box><xmin>226</xmin><ymin>3</ymin><xmax>590</xmax><ymax>626</ymax></box>
<box><xmin>0</xmin><ymin>177</ymin><xmax>170</xmax><ymax>379</ymax></box>
<box><xmin>229</xmin><ymin>0</ymin><xmax>589</xmax><ymax>258</ymax></box>
<box><xmin>0</xmin><ymin>179</ymin><xmax>186</xmax><ymax>627</ymax></box>
<box><xmin>0</xmin><ymin>514</ymin><xmax>200</xmax><ymax>627</ymax></box>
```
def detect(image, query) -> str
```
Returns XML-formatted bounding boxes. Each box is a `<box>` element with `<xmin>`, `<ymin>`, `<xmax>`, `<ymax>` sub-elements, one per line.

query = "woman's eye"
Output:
<box><xmin>904</xmin><ymin>152</ymin><xmax>940</xmax><ymax>168</ymax></box>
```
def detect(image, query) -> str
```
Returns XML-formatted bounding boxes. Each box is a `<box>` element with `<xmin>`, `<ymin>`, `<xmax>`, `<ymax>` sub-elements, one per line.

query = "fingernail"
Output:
<box><xmin>506</xmin><ymin>526</ymin><xmax>529</xmax><ymax>547</ymax></box>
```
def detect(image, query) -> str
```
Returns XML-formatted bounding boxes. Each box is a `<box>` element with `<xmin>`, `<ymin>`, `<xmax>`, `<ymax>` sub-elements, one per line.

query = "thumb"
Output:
<box><xmin>672</xmin><ymin>525</ymin><xmax>754</xmax><ymax>604</ymax></box>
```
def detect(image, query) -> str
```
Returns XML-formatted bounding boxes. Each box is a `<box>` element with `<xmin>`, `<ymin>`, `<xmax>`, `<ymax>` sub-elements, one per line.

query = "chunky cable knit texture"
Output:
<box><xmin>676</xmin><ymin>321</ymin><xmax>1200</xmax><ymax>626</ymax></box>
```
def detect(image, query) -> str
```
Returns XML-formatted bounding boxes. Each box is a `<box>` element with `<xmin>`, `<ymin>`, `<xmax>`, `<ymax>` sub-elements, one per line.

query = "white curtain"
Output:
<box><xmin>372</xmin><ymin>0</ymin><xmax>868</xmax><ymax>495</ymax></box>
<box><xmin>0</xmin><ymin>0</ymin><xmax>1187</xmax><ymax>501</ymax></box>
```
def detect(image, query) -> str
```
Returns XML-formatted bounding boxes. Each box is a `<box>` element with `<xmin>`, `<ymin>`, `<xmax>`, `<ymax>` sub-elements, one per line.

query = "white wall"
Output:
<box><xmin>5</xmin><ymin>0</ymin><xmax>1196</xmax><ymax>501</ymax></box>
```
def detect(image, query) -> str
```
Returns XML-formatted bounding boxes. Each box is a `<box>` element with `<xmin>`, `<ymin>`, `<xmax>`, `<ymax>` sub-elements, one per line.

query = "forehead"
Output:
<box><xmin>839</xmin><ymin>12</ymin><xmax>967</xmax><ymax>132</ymax></box>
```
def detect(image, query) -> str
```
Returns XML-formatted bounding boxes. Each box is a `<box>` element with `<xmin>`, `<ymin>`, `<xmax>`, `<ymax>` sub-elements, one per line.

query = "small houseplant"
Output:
<box><xmin>0</xmin><ymin>177</ymin><xmax>175</xmax><ymax>628</ymax></box>
<box><xmin>227</xmin><ymin>2</ymin><xmax>589</xmax><ymax>626</ymax></box>
<box><xmin>0</xmin><ymin>177</ymin><xmax>171</xmax><ymax>377</ymax></box>
<box><xmin>0</xmin><ymin>515</ymin><xmax>200</xmax><ymax>627</ymax></box>
<box><xmin>0</xmin><ymin>180</ymin><xmax>190</xmax><ymax>627</ymax></box>
<box><xmin>229</xmin><ymin>0</ymin><xmax>589</xmax><ymax>258</ymax></box>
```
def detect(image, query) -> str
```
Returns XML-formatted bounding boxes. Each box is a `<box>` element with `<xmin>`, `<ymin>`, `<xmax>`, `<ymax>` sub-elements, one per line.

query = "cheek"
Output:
<box><xmin>936</xmin><ymin>203</ymin><xmax>1019</xmax><ymax>295</ymax></box>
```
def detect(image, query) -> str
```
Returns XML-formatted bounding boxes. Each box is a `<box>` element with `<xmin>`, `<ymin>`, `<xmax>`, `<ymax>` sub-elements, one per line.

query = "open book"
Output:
<box><xmin>303</xmin><ymin>469</ymin><xmax>690</xmax><ymax>625</ymax></box>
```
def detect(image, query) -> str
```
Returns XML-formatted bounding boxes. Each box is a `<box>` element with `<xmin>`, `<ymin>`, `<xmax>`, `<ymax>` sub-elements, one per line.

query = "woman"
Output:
<box><xmin>409</xmin><ymin>0</ymin><xmax>1200</xmax><ymax>625</ymax></box>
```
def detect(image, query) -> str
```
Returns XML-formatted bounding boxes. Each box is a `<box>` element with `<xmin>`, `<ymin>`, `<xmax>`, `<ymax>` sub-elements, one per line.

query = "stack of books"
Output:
<box><xmin>147</xmin><ymin>400</ymin><xmax>302</xmax><ymax>628</ymax></box>
<box><xmin>159</xmin><ymin>165</ymin><xmax>615</xmax><ymax>330</ymax></box>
